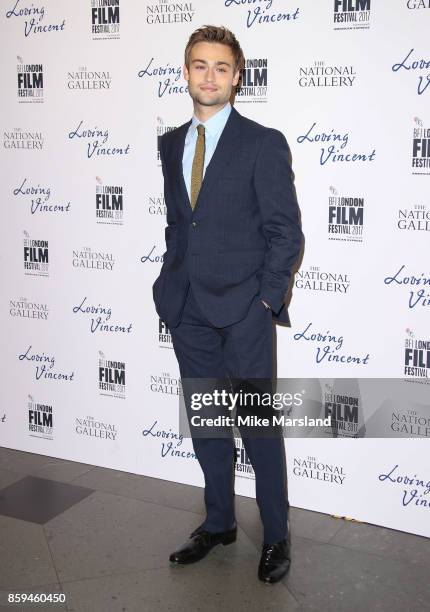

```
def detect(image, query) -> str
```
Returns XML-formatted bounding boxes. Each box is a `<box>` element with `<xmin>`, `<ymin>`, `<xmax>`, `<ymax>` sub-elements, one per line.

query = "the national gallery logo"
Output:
<box><xmin>5</xmin><ymin>1</ymin><xmax>66</xmax><ymax>37</ymax></box>
<box><xmin>145</xmin><ymin>0</ymin><xmax>195</xmax><ymax>24</ymax></box>
<box><xmin>236</xmin><ymin>58</ymin><xmax>268</xmax><ymax>104</ymax></box>
<box><xmin>406</xmin><ymin>0</ymin><xmax>430</xmax><ymax>8</ymax></box>
<box><xmin>67</xmin><ymin>66</ymin><xmax>112</xmax><ymax>91</ymax></box>
<box><xmin>95</xmin><ymin>177</ymin><xmax>123</xmax><ymax>225</ymax></box>
<box><xmin>333</xmin><ymin>0</ymin><xmax>371</xmax><ymax>30</ymax></box>
<box><xmin>23</xmin><ymin>231</ymin><xmax>49</xmax><ymax>277</ymax></box>
<box><xmin>10</xmin><ymin>297</ymin><xmax>49</xmax><ymax>321</ymax></box>
<box><xmin>295</xmin><ymin>266</ymin><xmax>350</xmax><ymax>294</ymax></box>
<box><xmin>404</xmin><ymin>330</ymin><xmax>430</xmax><ymax>379</ymax></box>
<box><xmin>147</xmin><ymin>193</ymin><xmax>166</xmax><ymax>216</ymax></box>
<box><xmin>328</xmin><ymin>186</ymin><xmax>364</xmax><ymax>242</ymax></box>
<box><xmin>75</xmin><ymin>415</ymin><xmax>118</xmax><ymax>441</ymax></box>
<box><xmin>98</xmin><ymin>351</ymin><xmax>126</xmax><ymax>399</ymax></box>
<box><xmin>28</xmin><ymin>394</ymin><xmax>53</xmax><ymax>440</ymax></box>
<box><xmin>398</xmin><ymin>205</ymin><xmax>430</xmax><ymax>231</ymax></box>
<box><xmin>298</xmin><ymin>61</ymin><xmax>357</xmax><ymax>87</ymax></box>
<box><xmin>72</xmin><ymin>246</ymin><xmax>115</xmax><ymax>271</ymax></box>
<box><xmin>91</xmin><ymin>0</ymin><xmax>120</xmax><ymax>40</ymax></box>
<box><xmin>391</xmin><ymin>408</ymin><xmax>430</xmax><ymax>437</ymax></box>
<box><xmin>16</xmin><ymin>56</ymin><xmax>43</xmax><ymax>102</ymax></box>
<box><xmin>292</xmin><ymin>455</ymin><xmax>346</xmax><ymax>485</ymax></box>
<box><xmin>149</xmin><ymin>372</ymin><xmax>182</xmax><ymax>395</ymax></box>
<box><xmin>3</xmin><ymin>128</ymin><xmax>43</xmax><ymax>150</ymax></box>
<box><xmin>412</xmin><ymin>117</ymin><xmax>430</xmax><ymax>175</ymax></box>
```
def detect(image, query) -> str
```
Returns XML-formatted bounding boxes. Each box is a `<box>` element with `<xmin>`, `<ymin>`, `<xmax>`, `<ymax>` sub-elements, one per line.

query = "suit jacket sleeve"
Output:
<box><xmin>160</xmin><ymin>134</ymin><xmax>176</xmax><ymax>259</ymax></box>
<box><xmin>253</xmin><ymin>128</ymin><xmax>303</xmax><ymax>314</ymax></box>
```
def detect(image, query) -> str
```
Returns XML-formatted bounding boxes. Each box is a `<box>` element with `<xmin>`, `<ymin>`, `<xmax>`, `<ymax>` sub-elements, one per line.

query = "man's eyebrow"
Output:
<box><xmin>191</xmin><ymin>59</ymin><xmax>232</xmax><ymax>67</ymax></box>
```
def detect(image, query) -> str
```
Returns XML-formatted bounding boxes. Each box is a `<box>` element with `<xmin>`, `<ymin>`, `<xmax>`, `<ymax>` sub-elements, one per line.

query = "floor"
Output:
<box><xmin>0</xmin><ymin>446</ymin><xmax>429</xmax><ymax>612</ymax></box>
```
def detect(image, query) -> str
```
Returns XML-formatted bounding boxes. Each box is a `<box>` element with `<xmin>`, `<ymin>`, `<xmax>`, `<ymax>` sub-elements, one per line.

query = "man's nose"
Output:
<box><xmin>206</xmin><ymin>66</ymin><xmax>216</xmax><ymax>81</ymax></box>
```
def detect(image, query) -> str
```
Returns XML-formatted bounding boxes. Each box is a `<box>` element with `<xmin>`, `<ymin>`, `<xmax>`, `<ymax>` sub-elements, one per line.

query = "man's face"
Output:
<box><xmin>183</xmin><ymin>41</ymin><xmax>240</xmax><ymax>108</ymax></box>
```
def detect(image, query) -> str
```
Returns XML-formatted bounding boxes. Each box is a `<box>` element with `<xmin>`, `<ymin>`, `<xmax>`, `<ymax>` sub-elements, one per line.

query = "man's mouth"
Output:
<box><xmin>200</xmin><ymin>86</ymin><xmax>217</xmax><ymax>92</ymax></box>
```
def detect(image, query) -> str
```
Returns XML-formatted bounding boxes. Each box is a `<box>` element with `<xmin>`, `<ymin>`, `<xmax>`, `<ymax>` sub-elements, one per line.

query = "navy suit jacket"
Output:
<box><xmin>152</xmin><ymin>106</ymin><xmax>303</xmax><ymax>329</ymax></box>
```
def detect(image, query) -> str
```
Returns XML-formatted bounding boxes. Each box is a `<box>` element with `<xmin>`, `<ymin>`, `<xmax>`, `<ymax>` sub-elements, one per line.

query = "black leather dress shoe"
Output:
<box><xmin>258</xmin><ymin>537</ymin><xmax>291</xmax><ymax>584</ymax></box>
<box><xmin>169</xmin><ymin>525</ymin><xmax>237</xmax><ymax>564</ymax></box>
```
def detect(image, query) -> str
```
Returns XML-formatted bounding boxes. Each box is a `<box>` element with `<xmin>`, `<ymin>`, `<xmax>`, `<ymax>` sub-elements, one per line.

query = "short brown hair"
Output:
<box><xmin>184</xmin><ymin>25</ymin><xmax>245</xmax><ymax>73</ymax></box>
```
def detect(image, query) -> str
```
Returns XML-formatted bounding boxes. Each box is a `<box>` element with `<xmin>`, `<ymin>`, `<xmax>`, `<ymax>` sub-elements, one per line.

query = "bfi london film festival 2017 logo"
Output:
<box><xmin>157</xmin><ymin>117</ymin><xmax>177</xmax><ymax>164</ymax></box>
<box><xmin>236</xmin><ymin>57</ymin><xmax>268</xmax><ymax>104</ymax></box>
<box><xmin>95</xmin><ymin>176</ymin><xmax>124</xmax><ymax>225</ymax></box>
<box><xmin>28</xmin><ymin>394</ymin><xmax>53</xmax><ymax>440</ymax></box>
<box><xmin>91</xmin><ymin>0</ymin><xmax>120</xmax><ymax>40</ymax></box>
<box><xmin>328</xmin><ymin>186</ymin><xmax>364</xmax><ymax>242</ymax></box>
<box><xmin>411</xmin><ymin>117</ymin><xmax>430</xmax><ymax>175</ymax></box>
<box><xmin>16</xmin><ymin>55</ymin><xmax>43</xmax><ymax>102</ymax></box>
<box><xmin>404</xmin><ymin>328</ymin><xmax>430</xmax><ymax>380</ymax></box>
<box><xmin>333</xmin><ymin>0</ymin><xmax>371</xmax><ymax>31</ymax></box>
<box><xmin>23</xmin><ymin>231</ymin><xmax>48</xmax><ymax>277</ymax></box>
<box><xmin>98</xmin><ymin>351</ymin><xmax>126</xmax><ymax>399</ymax></box>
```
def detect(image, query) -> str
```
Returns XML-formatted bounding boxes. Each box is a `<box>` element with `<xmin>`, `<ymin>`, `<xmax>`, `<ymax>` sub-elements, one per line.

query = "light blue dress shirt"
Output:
<box><xmin>182</xmin><ymin>102</ymin><xmax>232</xmax><ymax>201</ymax></box>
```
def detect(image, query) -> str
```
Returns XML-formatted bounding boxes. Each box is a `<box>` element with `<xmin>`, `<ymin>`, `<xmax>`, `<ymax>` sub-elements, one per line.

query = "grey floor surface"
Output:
<box><xmin>0</xmin><ymin>446</ymin><xmax>428</xmax><ymax>612</ymax></box>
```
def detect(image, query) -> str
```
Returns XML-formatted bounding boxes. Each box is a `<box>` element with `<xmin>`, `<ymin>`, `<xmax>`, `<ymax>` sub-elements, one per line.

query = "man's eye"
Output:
<box><xmin>217</xmin><ymin>68</ymin><xmax>226</xmax><ymax>73</ymax></box>
<box><xmin>195</xmin><ymin>65</ymin><xmax>205</xmax><ymax>70</ymax></box>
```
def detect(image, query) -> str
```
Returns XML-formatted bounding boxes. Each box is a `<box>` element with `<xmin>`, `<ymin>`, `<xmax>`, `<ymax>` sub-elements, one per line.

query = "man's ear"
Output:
<box><xmin>183</xmin><ymin>64</ymin><xmax>189</xmax><ymax>82</ymax></box>
<box><xmin>232</xmin><ymin>68</ymin><xmax>240</xmax><ymax>87</ymax></box>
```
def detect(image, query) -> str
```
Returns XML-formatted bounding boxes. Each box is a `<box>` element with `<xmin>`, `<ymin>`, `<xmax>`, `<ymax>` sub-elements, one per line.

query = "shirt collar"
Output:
<box><xmin>190</xmin><ymin>102</ymin><xmax>232</xmax><ymax>138</ymax></box>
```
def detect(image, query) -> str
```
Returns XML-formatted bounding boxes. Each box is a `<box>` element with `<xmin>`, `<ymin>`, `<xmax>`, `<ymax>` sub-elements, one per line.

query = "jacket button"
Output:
<box><xmin>192</xmin><ymin>221</ymin><xmax>197</xmax><ymax>227</ymax></box>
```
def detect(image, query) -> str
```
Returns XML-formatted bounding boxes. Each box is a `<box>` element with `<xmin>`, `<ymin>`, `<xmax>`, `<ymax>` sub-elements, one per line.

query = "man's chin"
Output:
<box><xmin>192</xmin><ymin>93</ymin><xmax>227</xmax><ymax>107</ymax></box>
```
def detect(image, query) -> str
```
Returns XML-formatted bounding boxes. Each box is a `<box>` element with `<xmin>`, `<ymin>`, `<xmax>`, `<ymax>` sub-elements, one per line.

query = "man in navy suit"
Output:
<box><xmin>152</xmin><ymin>25</ymin><xmax>303</xmax><ymax>583</ymax></box>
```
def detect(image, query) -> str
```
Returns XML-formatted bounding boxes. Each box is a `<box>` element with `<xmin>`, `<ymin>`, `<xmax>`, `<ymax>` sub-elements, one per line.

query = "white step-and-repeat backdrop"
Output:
<box><xmin>1</xmin><ymin>1</ymin><xmax>429</xmax><ymax>538</ymax></box>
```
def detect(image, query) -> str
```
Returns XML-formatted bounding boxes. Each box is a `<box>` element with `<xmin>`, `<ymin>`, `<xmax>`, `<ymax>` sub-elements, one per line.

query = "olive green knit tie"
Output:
<box><xmin>190</xmin><ymin>124</ymin><xmax>206</xmax><ymax>209</ymax></box>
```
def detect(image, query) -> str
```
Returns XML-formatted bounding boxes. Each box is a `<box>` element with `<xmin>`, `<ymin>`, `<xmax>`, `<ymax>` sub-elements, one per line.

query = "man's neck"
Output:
<box><xmin>193</xmin><ymin>101</ymin><xmax>229</xmax><ymax>123</ymax></box>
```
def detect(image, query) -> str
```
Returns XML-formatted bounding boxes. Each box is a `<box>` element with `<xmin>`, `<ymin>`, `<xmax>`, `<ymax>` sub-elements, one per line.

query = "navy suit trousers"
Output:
<box><xmin>170</xmin><ymin>283</ymin><xmax>289</xmax><ymax>544</ymax></box>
